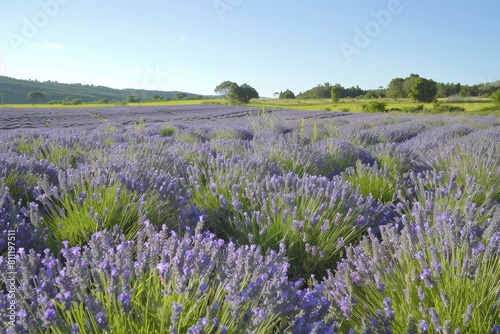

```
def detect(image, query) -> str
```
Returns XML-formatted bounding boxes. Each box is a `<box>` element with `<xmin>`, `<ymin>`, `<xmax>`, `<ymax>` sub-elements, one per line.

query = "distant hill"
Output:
<box><xmin>0</xmin><ymin>75</ymin><xmax>213</xmax><ymax>104</ymax></box>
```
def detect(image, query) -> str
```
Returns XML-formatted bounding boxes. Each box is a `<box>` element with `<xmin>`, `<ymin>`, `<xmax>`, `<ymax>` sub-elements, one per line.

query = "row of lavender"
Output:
<box><xmin>1</xmin><ymin>111</ymin><xmax>499</xmax><ymax>333</ymax></box>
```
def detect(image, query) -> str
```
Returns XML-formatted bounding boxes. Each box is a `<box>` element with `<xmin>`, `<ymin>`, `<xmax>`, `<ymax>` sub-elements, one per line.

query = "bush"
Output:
<box><xmin>433</xmin><ymin>100</ymin><xmax>465</xmax><ymax>113</ymax></box>
<box><xmin>402</xmin><ymin>104</ymin><xmax>425</xmax><ymax>113</ymax></box>
<box><xmin>160</xmin><ymin>125</ymin><xmax>176</xmax><ymax>137</ymax></box>
<box><xmin>365</xmin><ymin>101</ymin><xmax>387</xmax><ymax>112</ymax></box>
<box><xmin>491</xmin><ymin>89</ymin><xmax>500</xmax><ymax>106</ymax></box>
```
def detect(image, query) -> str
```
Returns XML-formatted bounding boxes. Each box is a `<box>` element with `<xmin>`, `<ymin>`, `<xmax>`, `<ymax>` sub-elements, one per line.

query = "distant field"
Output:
<box><xmin>0</xmin><ymin>99</ymin><xmax>208</xmax><ymax>109</ymax></box>
<box><xmin>1</xmin><ymin>97</ymin><xmax>498</xmax><ymax>115</ymax></box>
<box><xmin>0</xmin><ymin>104</ymin><xmax>346</xmax><ymax>131</ymax></box>
<box><xmin>249</xmin><ymin>97</ymin><xmax>499</xmax><ymax>115</ymax></box>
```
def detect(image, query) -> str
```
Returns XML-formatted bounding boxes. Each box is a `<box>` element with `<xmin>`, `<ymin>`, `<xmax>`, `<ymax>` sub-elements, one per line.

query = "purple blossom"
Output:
<box><xmin>420</xmin><ymin>320</ymin><xmax>429</xmax><ymax>332</ymax></box>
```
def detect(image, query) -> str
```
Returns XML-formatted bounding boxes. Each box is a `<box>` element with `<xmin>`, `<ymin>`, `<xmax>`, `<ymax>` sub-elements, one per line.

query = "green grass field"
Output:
<box><xmin>248</xmin><ymin>97</ymin><xmax>499</xmax><ymax>115</ymax></box>
<box><xmin>2</xmin><ymin>97</ymin><xmax>498</xmax><ymax>115</ymax></box>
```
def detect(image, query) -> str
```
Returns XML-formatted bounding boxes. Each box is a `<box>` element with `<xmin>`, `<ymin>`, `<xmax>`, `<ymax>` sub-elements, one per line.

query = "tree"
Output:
<box><xmin>175</xmin><ymin>92</ymin><xmax>187</xmax><ymax>100</ymax></box>
<box><xmin>296</xmin><ymin>83</ymin><xmax>334</xmax><ymax>99</ymax></box>
<box><xmin>27</xmin><ymin>92</ymin><xmax>45</xmax><ymax>104</ymax></box>
<box><xmin>459</xmin><ymin>86</ymin><xmax>470</xmax><ymax>97</ymax></box>
<box><xmin>0</xmin><ymin>92</ymin><xmax>3</xmax><ymax>105</ymax></box>
<box><xmin>402</xmin><ymin>74</ymin><xmax>420</xmax><ymax>97</ymax></box>
<box><xmin>127</xmin><ymin>94</ymin><xmax>137</xmax><ymax>103</ymax></box>
<box><xmin>365</xmin><ymin>101</ymin><xmax>387</xmax><ymax>112</ymax></box>
<box><xmin>150</xmin><ymin>95</ymin><xmax>164</xmax><ymax>101</ymax></box>
<box><xmin>408</xmin><ymin>77</ymin><xmax>438</xmax><ymax>103</ymax></box>
<box><xmin>331</xmin><ymin>84</ymin><xmax>342</xmax><ymax>102</ymax></box>
<box><xmin>492</xmin><ymin>89</ymin><xmax>500</xmax><ymax>106</ymax></box>
<box><xmin>386</xmin><ymin>78</ymin><xmax>405</xmax><ymax>99</ymax></box>
<box><xmin>216</xmin><ymin>81</ymin><xmax>259</xmax><ymax>104</ymax></box>
<box><xmin>233</xmin><ymin>83</ymin><xmax>259</xmax><ymax>104</ymax></box>
<box><xmin>214</xmin><ymin>81</ymin><xmax>236</xmax><ymax>99</ymax></box>
<box><xmin>279</xmin><ymin>89</ymin><xmax>296</xmax><ymax>99</ymax></box>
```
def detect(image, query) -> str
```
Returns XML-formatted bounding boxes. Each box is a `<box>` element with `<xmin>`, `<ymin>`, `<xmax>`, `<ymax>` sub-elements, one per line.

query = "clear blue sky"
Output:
<box><xmin>1</xmin><ymin>0</ymin><xmax>499</xmax><ymax>97</ymax></box>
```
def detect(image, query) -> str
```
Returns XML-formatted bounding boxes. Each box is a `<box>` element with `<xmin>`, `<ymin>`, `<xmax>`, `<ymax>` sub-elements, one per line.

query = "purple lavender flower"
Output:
<box><xmin>420</xmin><ymin>320</ymin><xmax>429</xmax><ymax>332</ymax></box>
<box><xmin>463</xmin><ymin>304</ymin><xmax>475</xmax><ymax>326</ymax></box>
<box><xmin>418</xmin><ymin>287</ymin><xmax>426</xmax><ymax>301</ymax></box>
<box><xmin>44</xmin><ymin>306</ymin><xmax>57</xmax><ymax>325</ymax></box>
<box><xmin>429</xmin><ymin>308</ymin><xmax>441</xmax><ymax>327</ymax></box>
<box><xmin>420</xmin><ymin>269</ymin><xmax>436</xmax><ymax>288</ymax></box>
<box><xmin>383</xmin><ymin>297</ymin><xmax>395</xmax><ymax>321</ymax></box>
<box><xmin>118</xmin><ymin>293</ymin><xmax>132</xmax><ymax>314</ymax></box>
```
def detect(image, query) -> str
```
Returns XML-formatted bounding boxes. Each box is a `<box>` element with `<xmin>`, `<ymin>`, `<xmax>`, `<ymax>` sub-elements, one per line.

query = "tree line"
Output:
<box><xmin>213</xmin><ymin>76</ymin><xmax>500</xmax><ymax>105</ymax></box>
<box><xmin>282</xmin><ymin>74</ymin><xmax>500</xmax><ymax>103</ymax></box>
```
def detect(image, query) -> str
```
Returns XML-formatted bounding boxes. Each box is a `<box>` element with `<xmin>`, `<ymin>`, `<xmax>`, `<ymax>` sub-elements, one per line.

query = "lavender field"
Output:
<box><xmin>1</xmin><ymin>105</ymin><xmax>499</xmax><ymax>333</ymax></box>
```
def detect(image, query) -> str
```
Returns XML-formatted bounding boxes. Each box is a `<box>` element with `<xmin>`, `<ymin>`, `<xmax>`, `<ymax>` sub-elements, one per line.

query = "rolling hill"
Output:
<box><xmin>0</xmin><ymin>75</ymin><xmax>210</xmax><ymax>104</ymax></box>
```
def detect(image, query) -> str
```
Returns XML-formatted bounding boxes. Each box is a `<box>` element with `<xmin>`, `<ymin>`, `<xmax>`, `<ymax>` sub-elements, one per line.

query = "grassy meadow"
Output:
<box><xmin>2</xmin><ymin>96</ymin><xmax>499</xmax><ymax>116</ymax></box>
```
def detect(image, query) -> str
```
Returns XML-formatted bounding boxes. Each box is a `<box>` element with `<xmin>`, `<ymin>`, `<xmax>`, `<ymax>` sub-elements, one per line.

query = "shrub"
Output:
<box><xmin>365</xmin><ymin>101</ymin><xmax>387</xmax><ymax>112</ymax></box>
<box><xmin>491</xmin><ymin>89</ymin><xmax>500</xmax><ymax>106</ymax></box>
<box><xmin>402</xmin><ymin>104</ymin><xmax>425</xmax><ymax>113</ymax></box>
<box><xmin>160</xmin><ymin>125</ymin><xmax>176</xmax><ymax>137</ymax></box>
<box><xmin>433</xmin><ymin>100</ymin><xmax>465</xmax><ymax>113</ymax></box>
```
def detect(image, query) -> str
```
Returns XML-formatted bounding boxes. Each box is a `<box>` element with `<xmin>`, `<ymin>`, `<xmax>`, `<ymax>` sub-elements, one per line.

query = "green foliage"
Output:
<box><xmin>215</xmin><ymin>81</ymin><xmax>259</xmax><ymax>104</ymax></box>
<box><xmin>213</xmin><ymin>129</ymin><xmax>240</xmax><ymax>140</ymax></box>
<box><xmin>133</xmin><ymin>116</ymin><xmax>146</xmax><ymax>135</ymax></box>
<box><xmin>62</xmin><ymin>97</ymin><xmax>83</xmax><ymax>105</ymax></box>
<box><xmin>40</xmin><ymin>180</ymin><xmax>178</xmax><ymax>252</ymax></box>
<box><xmin>364</xmin><ymin>101</ymin><xmax>387</xmax><ymax>112</ymax></box>
<box><xmin>491</xmin><ymin>89</ymin><xmax>500</xmax><ymax>106</ymax></box>
<box><xmin>247</xmin><ymin>107</ymin><xmax>279</xmax><ymax>133</ymax></box>
<box><xmin>432</xmin><ymin>99</ymin><xmax>465</xmax><ymax>113</ymax></box>
<box><xmin>279</xmin><ymin>89</ymin><xmax>296</xmax><ymax>99</ymax></box>
<box><xmin>331</xmin><ymin>84</ymin><xmax>342</xmax><ymax>102</ymax></box>
<box><xmin>45</xmin><ymin>228</ymin><xmax>289</xmax><ymax>334</ymax></box>
<box><xmin>297</xmin><ymin>83</ymin><xmax>335</xmax><ymax>99</ymax></box>
<box><xmin>228</xmin><ymin>83</ymin><xmax>259</xmax><ymax>104</ymax></box>
<box><xmin>27</xmin><ymin>91</ymin><xmax>45</xmax><ymax>104</ymax></box>
<box><xmin>402</xmin><ymin>73</ymin><xmax>420</xmax><ymax>97</ymax></box>
<box><xmin>160</xmin><ymin>125</ymin><xmax>176</xmax><ymax>137</ymax></box>
<box><xmin>428</xmin><ymin>135</ymin><xmax>500</xmax><ymax>206</ymax></box>
<box><xmin>127</xmin><ymin>95</ymin><xmax>141</xmax><ymax>103</ymax></box>
<box><xmin>190</xmin><ymin>172</ymin><xmax>376</xmax><ymax>280</ymax></box>
<box><xmin>18</xmin><ymin>133</ymin><xmax>85</xmax><ymax>169</ymax></box>
<box><xmin>175</xmin><ymin>132</ymin><xmax>199</xmax><ymax>144</ymax></box>
<box><xmin>214</xmin><ymin>80</ymin><xmax>235</xmax><ymax>99</ymax></box>
<box><xmin>387</xmin><ymin>77</ymin><xmax>405</xmax><ymax>99</ymax></box>
<box><xmin>409</xmin><ymin>77</ymin><xmax>438</xmax><ymax>103</ymax></box>
<box><xmin>175</xmin><ymin>92</ymin><xmax>187</xmax><ymax>100</ymax></box>
<box><xmin>344</xmin><ymin>161</ymin><xmax>398</xmax><ymax>203</ymax></box>
<box><xmin>2</xmin><ymin>171</ymin><xmax>38</xmax><ymax>205</ymax></box>
<box><xmin>18</xmin><ymin>135</ymin><xmax>43</xmax><ymax>156</ymax></box>
<box><xmin>343</xmin><ymin>229</ymin><xmax>500</xmax><ymax>333</ymax></box>
<box><xmin>97</xmin><ymin>98</ymin><xmax>110</xmax><ymax>104</ymax></box>
<box><xmin>401</xmin><ymin>104</ymin><xmax>425</xmax><ymax>113</ymax></box>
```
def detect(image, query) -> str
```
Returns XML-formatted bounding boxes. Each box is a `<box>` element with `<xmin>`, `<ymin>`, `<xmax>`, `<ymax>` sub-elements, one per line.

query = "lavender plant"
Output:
<box><xmin>0</xmin><ymin>109</ymin><xmax>499</xmax><ymax>333</ymax></box>
<box><xmin>324</xmin><ymin>196</ymin><xmax>500</xmax><ymax>333</ymax></box>
<box><xmin>188</xmin><ymin>153</ymin><xmax>391</xmax><ymax>279</ymax></box>
<box><xmin>1</xmin><ymin>220</ymin><xmax>339</xmax><ymax>333</ymax></box>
